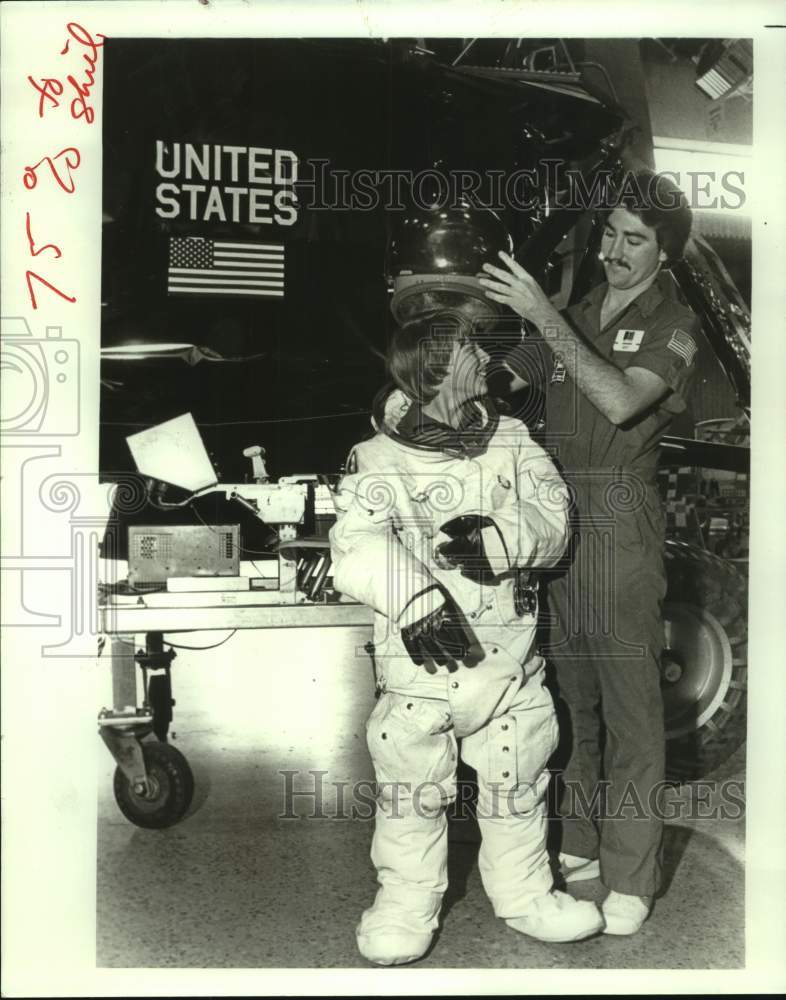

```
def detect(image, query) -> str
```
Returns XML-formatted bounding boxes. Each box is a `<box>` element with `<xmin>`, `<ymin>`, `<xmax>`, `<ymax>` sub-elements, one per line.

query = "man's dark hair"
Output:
<box><xmin>609</xmin><ymin>170</ymin><xmax>693</xmax><ymax>264</ymax></box>
<box><xmin>387</xmin><ymin>311</ymin><xmax>469</xmax><ymax>403</ymax></box>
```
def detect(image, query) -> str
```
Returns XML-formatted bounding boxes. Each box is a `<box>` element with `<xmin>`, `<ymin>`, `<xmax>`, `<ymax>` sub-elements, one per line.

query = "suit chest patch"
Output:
<box><xmin>612</xmin><ymin>329</ymin><xmax>645</xmax><ymax>352</ymax></box>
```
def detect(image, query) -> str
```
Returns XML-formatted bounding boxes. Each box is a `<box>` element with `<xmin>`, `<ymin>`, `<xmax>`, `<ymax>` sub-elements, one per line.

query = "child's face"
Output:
<box><xmin>446</xmin><ymin>336</ymin><xmax>489</xmax><ymax>404</ymax></box>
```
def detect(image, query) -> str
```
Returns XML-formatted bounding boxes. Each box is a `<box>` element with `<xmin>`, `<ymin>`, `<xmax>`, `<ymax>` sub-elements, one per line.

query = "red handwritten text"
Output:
<box><xmin>24</xmin><ymin>214</ymin><xmax>75</xmax><ymax>309</ymax></box>
<box><xmin>25</xmin><ymin>270</ymin><xmax>78</xmax><ymax>310</ymax></box>
<box><xmin>21</xmin><ymin>21</ymin><xmax>103</xmax><ymax>310</ymax></box>
<box><xmin>24</xmin><ymin>147</ymin><xmax>81</xmax><ymax>194</ymax></box>
<box><xmin>59</xmin><ymin>22</ymin><xmax>106</xmax><ymax>123</ymax></box>
<box><xmin>27</xmin><ymin>22</ymin><xmax>105</xmax><ymax>123</ymax></box>
<box><xmin>27</xmin><ymin>76</ymin><xmax>64</xmax><ymax>118</ymax></box>
<box><xmin>25</xmin><ymin>212</ymin><xmax>63</xmax><ymax>260</ymax></box>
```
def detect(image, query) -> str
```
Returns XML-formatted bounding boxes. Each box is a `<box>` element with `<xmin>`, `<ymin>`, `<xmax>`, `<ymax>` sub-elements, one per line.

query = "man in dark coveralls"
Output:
<box><xmin>479</xmin><ymin>171</ymin><xmax>697</xmax><ymax>935</ymax></box>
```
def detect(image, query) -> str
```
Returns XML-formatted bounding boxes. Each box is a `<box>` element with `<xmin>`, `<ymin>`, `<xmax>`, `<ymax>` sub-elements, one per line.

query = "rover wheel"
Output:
<box><xmin>113</xmin><ymin>741</ymin><xmax>194</xmax><ymax>829</ymax></box>
<box><xmin>661</xmin><ymin>541</ymin><xmax>748</xmax><ymax>782</ymax></box>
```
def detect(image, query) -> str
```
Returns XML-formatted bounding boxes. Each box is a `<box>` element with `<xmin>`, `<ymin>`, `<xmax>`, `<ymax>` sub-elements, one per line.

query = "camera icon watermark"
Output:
<box><xmin>0</xmin><ymin>316</ymin><xmax>80</xmax><ymax>436</ymax></box>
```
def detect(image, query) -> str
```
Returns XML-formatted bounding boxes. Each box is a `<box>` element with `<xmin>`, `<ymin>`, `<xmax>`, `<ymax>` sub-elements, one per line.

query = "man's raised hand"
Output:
<box><xmin>479</xmin><ymin>250</ymin><xmax>553</xmax><ymax>323</ymax></box>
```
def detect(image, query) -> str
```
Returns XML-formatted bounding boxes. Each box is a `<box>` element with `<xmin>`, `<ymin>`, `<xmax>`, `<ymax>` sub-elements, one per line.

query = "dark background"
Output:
<box><xmin>99</xmin><ymin>38</ymin><xmax>624</xmax><ymax>484</ymax></box>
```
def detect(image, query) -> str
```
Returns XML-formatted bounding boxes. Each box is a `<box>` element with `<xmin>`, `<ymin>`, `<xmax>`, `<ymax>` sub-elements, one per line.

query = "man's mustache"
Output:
<box><xmin>598</xmin><ymin>253</ymin><xmax>630</xmax><ymax>268</ymax></box>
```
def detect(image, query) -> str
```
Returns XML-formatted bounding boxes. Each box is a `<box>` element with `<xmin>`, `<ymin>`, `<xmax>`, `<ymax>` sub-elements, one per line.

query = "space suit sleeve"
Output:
<box><xmin>329</xmin><ymin>444</ymin><xmax>444</xmax><ymax>621</ymax></box>
<box><xmin>483</xmin><ymin>427</ymin><xmax>570</xmax><ymax>572</ymax></box>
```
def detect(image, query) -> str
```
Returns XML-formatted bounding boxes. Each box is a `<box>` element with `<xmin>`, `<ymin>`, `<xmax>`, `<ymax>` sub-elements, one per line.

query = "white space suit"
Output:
<box><xmin>330</xmin><ymin>389</ymin><xmax>601</xmax><ymax>963</ymax></box>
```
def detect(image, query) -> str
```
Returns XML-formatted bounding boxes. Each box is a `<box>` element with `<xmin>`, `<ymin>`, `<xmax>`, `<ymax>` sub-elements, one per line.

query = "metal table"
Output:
<box><xmin>99</xmin><ymin>593</ymin><xmax>374</xmax><ymax>828</ymax></box>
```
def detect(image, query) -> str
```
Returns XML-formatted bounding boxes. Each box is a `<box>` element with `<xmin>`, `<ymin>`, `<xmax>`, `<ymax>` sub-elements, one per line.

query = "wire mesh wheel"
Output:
<box><xmin>662</xmin><ymin>541</ymin><xmax>747</xmax><ymax>782</ymax></box>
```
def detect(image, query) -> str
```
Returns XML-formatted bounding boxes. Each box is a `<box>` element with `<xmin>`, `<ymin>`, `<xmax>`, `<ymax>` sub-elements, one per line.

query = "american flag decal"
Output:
<box><xmin>666</xmin><ymin>328</ymin><xmax>698</xmax><ymax>367</ymax></box>
<box><xmin>167</xmin><ymin>237</ymin><xmax>284</xmax><ymax>298</ymax></box>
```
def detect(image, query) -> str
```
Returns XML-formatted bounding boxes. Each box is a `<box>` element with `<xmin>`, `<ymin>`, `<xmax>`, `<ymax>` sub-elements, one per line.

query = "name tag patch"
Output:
<box><xmin>613</xmin><ymin>329</ymin><xmax>645</xmax><ymax>352</ymax></box>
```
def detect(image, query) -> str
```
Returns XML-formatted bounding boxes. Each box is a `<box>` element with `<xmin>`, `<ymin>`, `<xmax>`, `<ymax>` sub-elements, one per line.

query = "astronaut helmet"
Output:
<box><xmin>386</xmin><ymin>198</ymin><xmax>514</xmax><ymax>328</ymax></box>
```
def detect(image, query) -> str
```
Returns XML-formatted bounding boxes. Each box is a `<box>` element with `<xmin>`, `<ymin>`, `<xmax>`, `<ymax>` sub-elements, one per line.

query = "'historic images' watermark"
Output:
<box><xmin>278</xmin><ymin>769</ymin><xmax>745</xmax><ymax>822</ymax></box>
<box><xmin>288</xmin><ymin>161</ymin><xmax>747</xmax><ymax>214</ymax></box>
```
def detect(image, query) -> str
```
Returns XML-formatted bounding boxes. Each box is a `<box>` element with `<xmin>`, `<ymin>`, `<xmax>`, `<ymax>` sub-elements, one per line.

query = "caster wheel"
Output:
<box><xmin>113</xmin><ymin>741</ymin><xmax>194</xmax><ymax>829</ymax></box>
<box><xmin>148</xmin><ymin>673</ymin><xmax>174</xmax><ymax>742</ymax></box>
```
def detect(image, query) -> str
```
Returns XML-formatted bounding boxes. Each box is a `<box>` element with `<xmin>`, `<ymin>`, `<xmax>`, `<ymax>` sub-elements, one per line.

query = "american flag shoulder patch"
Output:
<box><xmin>167</xmin><ymin>236</ymin><xmax>285</xmax><ymax>299</ymax></box>
<box><xmin>666</xmin><ymin>328</ymin><xmax>698</xmax><ymax>367</ymax></box>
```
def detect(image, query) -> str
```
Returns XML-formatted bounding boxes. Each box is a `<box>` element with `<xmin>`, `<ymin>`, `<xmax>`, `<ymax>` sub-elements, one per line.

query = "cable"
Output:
<box><xmin>165</xmin><ymin>631</ymin><xmax>237</xmax><ymax>650</ymax></box>
<box><xmin>189</xmin><ymin>503</ymin><xmax>227</xmax><ymax>536</ymax></box>
<box><xmin>189</xmin><ymin>501</ymin><xmax>278</xmax><ymax>555</ymax></box>
<box><xmin>101</xmin><ymin>630</ymin><xmax>237</xmax><ymax>652</ymax></box>
<box><xmin>102</xmin><ymin>410</ymin><xmax>372</xmax><ymax>428</ymax></box>
<box><xmin>149</xmin><ymin>492</ymin><xmax>199</xmax><ymax>510</ymax></box>
<box><xmin>250</xmin><ymin>559</ymin><xmax>275</xmax><ymax>577</ymax></box>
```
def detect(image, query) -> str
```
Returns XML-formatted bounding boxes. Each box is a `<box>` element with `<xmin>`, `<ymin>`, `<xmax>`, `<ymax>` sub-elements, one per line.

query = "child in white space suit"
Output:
<box><xmin>329</xmin><ymin>313</ymin><xmax>604</xmax><ymax>965</ymax></box>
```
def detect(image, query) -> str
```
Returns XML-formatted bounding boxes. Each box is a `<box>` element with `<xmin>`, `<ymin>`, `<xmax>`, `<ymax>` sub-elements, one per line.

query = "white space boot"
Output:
<box><xmin>506</xmin><ymin>890</ymin><xmax>605</xmax><ymax>942</ymax></box>
<box><xmin>358</xmin><ymin>804</ymin><xmax>447</xmax><ymax>966</ymax></box>
<box><xmin>356</xmin><ymin>885</ymin><xmax>440</xmax><ymax>966</ymax></box>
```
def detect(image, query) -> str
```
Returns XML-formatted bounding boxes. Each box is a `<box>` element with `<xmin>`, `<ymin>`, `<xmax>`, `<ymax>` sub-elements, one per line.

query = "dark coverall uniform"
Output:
<box><xmin>539</xmin><ymin>271</ymin><xmax>699</xmax><ymax>897</ymax></box>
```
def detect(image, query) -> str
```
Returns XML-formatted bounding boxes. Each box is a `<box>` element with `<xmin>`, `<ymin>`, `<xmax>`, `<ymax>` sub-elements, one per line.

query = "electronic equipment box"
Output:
<box><xmin>127</xmin><ymin>525</ymin><xmax>240</xmax><ymax>585</ymax></box>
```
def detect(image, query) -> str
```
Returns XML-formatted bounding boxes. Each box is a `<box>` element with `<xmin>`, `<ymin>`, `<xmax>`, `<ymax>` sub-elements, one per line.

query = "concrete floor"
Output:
<box><xmin>96</xmin><ymin>626</ymin><xmax>745</xmax><ymax>969</ymax></box>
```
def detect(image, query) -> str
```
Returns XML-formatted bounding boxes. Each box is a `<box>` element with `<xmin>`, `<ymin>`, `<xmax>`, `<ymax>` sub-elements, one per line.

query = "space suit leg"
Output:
<box><xmin>462</xmin><ymin>664</ymin><xmax>605</xmax><ymax>942</ymax></box>
<box><xmin>358</xmin><ymin>691</ymin><xmax>457</xmax><ymax>965</ymax></box>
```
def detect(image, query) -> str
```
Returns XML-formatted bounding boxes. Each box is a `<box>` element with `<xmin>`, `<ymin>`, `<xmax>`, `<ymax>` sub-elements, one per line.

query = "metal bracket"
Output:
<box><xmin>135</xmin><ymin>632</ymin><xmax>176</xmax><ymax>671</ymax></box>
<box><xmin>98</xmin><ymin>713</ymin><xmax>154</xmax><ymax>793</ymax></box>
